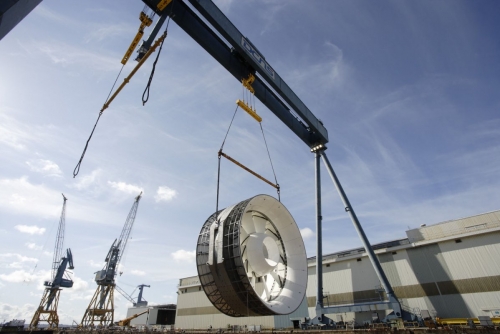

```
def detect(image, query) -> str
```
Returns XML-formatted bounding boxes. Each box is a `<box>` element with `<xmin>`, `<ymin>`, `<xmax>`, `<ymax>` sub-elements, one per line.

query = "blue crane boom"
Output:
<box><xmin>139</xmin><ymin>0</ymin><xmax>328</xmax><ymax>148</ymax></box>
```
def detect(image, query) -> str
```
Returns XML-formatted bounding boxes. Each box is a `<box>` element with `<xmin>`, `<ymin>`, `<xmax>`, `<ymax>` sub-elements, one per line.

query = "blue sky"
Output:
<box><xmin>1</xmin><ymin>0</ymin><xmax>499</xmax><ymax>325</ymax></box>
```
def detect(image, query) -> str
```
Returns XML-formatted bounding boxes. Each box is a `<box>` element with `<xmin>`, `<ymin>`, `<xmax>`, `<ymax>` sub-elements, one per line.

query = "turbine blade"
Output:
<box><xmin>242</xmin><ymin>218</ymin><xmax>256</xmax><ymax>235</ymax></box>
<box><xmin>252</xmin><ymin>214</ymin><xmax>267</xmax><ymax>234</ymax></box>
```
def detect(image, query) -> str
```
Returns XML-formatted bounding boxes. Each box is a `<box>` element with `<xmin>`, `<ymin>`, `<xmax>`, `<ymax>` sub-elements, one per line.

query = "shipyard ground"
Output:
<box><xmin>44</xmin><ymin>328</ymin><xmax>499</xmax><ymax>334</ymax></box>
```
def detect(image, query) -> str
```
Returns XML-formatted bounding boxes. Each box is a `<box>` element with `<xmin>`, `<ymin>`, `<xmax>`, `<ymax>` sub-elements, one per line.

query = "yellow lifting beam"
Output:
<box><xmin>236</xmin><ymin>99</ymin><xmax>262</xmax><ymax>123</ymax></box>
<box><xmin>102</xmin><ymin>33</ymin><xmax>166</xmax><ymax>112</ymax></box>
<box><xmin>219</xmin><ymin>150</ymin><xmax>279</xmax><ymax>190</ymax></box>
<box><xmin>121</xmin><ymin>11</ymin><xmax>153</xmax><ymax>65</ymax></box>
<box><xmin>157</xmin><ymin>0</ymin><xmax>173</xmax><ymax>11</ymax></box>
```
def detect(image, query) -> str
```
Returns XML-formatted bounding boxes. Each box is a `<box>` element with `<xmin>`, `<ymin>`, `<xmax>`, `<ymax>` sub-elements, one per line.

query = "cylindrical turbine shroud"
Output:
<box><xmin>196</xmin><ymin>195</ymin><xmax>307</xmax><ymax>317</ymax></box>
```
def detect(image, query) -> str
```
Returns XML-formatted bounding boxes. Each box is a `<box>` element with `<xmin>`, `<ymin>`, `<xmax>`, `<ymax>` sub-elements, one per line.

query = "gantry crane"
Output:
<box><xmin>30</xmin><ymin>194</ymin><xmax>74</xmax><ymax>329</ymax></box>
<box><xmin>133</xmin><ymin>0</ymin><xmax>409</xmax><ymax>325</ymax></box>
<box><xmin>80</xmin><ymin>192</ymin><xmax>142</xmax><ymax>327</ymax></box>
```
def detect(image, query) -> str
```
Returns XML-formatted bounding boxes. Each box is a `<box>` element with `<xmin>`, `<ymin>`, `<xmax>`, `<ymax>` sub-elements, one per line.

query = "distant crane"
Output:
<box><xmin>136</xmin><ymin>284</ymin><xmax>150</xmax><ymax>307</ymax></box>
<box><xmin>80</xmin><ymin>192</ymin><xmax>142</xmax><ymax>327</ymax></box>
<box><xmin>115</xmin><ymin>284</ymin><xmax>150</xmax><ymax>307</ymax></box>
<box><xmin>30</xmin><ymin>194</ymin><xmax>74</xmax><ymax>329</ymax></box>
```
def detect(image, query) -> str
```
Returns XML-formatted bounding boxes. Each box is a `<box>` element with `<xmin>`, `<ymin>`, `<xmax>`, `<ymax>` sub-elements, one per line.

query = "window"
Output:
<box><xmin>455</xmin><ymin>239</ymin><xmax>462</xmax><ymax>243</ymax></box>
<box><xmin>357</xmin><ymin>258</ymin><xmax>362</xmax><ymax>262</ymax></box>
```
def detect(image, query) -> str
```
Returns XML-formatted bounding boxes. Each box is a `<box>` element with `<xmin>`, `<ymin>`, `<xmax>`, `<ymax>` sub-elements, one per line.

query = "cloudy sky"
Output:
<box><xmin>1</xmin><ymin>0</ymin><xmax>499</xmax><ymax>326</ymax></box>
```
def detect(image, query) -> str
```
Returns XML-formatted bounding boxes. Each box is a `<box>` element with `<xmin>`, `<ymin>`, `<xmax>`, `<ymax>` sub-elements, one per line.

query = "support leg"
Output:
<box><xmin>315</xmin><ymin>151</ymin><xmax>323</xmax><ymax>315</ymax></box>
<box><xmin>319</xmin><ymin>150</ymin><xmax>402</xmax><ymax>318</ymax></box>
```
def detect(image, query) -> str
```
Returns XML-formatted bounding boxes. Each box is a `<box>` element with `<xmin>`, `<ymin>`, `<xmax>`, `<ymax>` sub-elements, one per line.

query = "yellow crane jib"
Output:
<box><xmin>121</xmin><ymin>11</ymin><xmax>153</xmax><ymax>65</ymax></box>
<box><xmin>157</xmin><ymin>0</ymin><xmax>173</xmax><ymax>11</ymax></box>
<box><xmin>102</xmin><ymin>33</ymin><xmax>166</xmax><ymax>112</ymax></box>
<box><xmin>236</xmin><ymin>99</ymin><xmax>262</xmax><ymax>123</ymax></box>
<box><xmin>242</xmin><ymin>73</ymin><xmax>255</xmax><ymax>94</ymax></box>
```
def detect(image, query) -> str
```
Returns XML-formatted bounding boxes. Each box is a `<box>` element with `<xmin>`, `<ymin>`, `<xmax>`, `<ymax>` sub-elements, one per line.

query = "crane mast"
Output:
<box><xmin>81</xmin><ymin>192</ymin><xmax>142</xmax><ymax>327</ymax></box>
<box><xmin>30</xmin><ymin>194</ymin><xmax>74</xmax><ymax>329</ymax></box>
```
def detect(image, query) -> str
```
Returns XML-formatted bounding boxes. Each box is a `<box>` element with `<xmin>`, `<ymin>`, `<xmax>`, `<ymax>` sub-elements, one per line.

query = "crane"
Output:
<box><xmin>115</xmin><ymin>284</ymin><xmax>149</xmax><ymax>306</ymax></box>
<box><xmin>115</xmin><ymin>309</ymin><xmax>149</xmax><ymax>327</ymax></box>
<box><xmin>133</xmin><ymin>0</ymin><xmax>408</xmax><ymax>326</ymax></box>
<box><xmin>30</xmin><ymin>194</ymin><xmax>74</xmax><ymax>329</ymax></box>
<box><xmin>136</xmin><ymin>284</ymin><xmax>150</xmax><ymax>307</ymax></box>
<box><xmin>80</xmin><ymin>192</ymin><xmax>142</xmax><ymax>327</ymax></box>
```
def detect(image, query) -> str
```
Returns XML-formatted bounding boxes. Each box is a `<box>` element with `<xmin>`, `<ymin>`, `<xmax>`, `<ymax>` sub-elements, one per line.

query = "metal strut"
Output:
<box><xmin>218</xmin><ymin>150</ymin><xmax>279</xmax><ymax>190</ymax></box>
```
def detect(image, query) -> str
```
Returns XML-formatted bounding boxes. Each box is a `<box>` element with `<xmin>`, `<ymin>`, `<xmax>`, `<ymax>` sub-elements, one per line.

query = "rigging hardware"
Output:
<box><xmin>215</xmin><ymin>72</ymin><xmax>280</xmax><ymax>214</ymax></box>
<box><xmin>121</xmin><ymin>9</ymin><xmax>154</xmax><ymax>65</ymax></box>
<box><xmin>73</xmin><ymin>32</ymin><xmax>166</xmax><ymax>178</ymax></box>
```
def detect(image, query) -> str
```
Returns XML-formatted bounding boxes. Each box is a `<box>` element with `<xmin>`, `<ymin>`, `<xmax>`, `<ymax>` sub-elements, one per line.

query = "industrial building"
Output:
<box><xmin>175</xmin><ymin>209</ymin><xmax>500</xmax><ymax>329</ymax></box>
<box><xmin>126</xmin><ymin>304</ymin><xmax>177</xmax><ymax>327</ymax></box>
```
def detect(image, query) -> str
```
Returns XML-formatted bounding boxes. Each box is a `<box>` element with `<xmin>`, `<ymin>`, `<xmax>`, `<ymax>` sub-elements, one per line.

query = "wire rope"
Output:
<box><xmin>73</xmin><ymin>64</ymin><xmax>125</xmax><ymax>178</ymax></box>
<box><xmin>259</xmin><ymin>122</ymin><xmax>280</xmax><ymax>201</ymax></box>
<box><xmin>216</xmin><ymin>105</ymin><xmax>239</xmax><ymax>217</ymax></box>
<box><xmin>142</xmin><ymin>1</ymin><xmax>175</xmax><ymax>105</ymax></box>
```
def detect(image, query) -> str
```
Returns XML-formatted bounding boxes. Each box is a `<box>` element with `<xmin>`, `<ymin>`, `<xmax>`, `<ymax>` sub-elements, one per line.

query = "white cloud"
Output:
<box><xmin>84</xmin><ymin>23</ymin><xmax>135</xmax><ymax>43</ymax></box>
<box><xmin>0</xmin><ymin>253</ymin><xmax>39</xmax><ymax>269</ymax></box>
<box><xmin>88</xmin><ymin>259</ymin><xmax>103</xmax><ymax>268</ymax></box>
<box><xmin>108</xmin><ymin>181</ymin><xmax>143</xmax><ymax>195</ymax></box>
<box><xmin>15</xmin><ymin>225</ymin><xmax>46</xmax><ymax>235</ymax></box>
<box><xmin>0</xmin><ymin>177</ymin><xmax>62</xmax><ymax>218</ymax></box>
<box><xmin>130</xmin><ymin>270</ymin><xmax>146</xmax><ymax>276</ymax></box>
<box><xmin>25</xmin><ymin>243</ymin><xmax>43</xmax><ymax>250</ymax></box>
<box><xmin>171</xmin><ymin>250</ymin><xmax>195</xmax><ymax>263</ymax></box>
<box><xmin>63</xmin><ymin>273</ymin><xmax>88</xmax><ymax>292</ymax></box>
<box><xmin>155</xmin><ymin>186</ymin><xmax>177</xmax><ymax>202</ymax></box>
<box><xmin>0</xmin><ymin>269</ymin><xmax>48</xmax><ymax>284</ymax></box>
<box><xmin>72</xmin><ymin>169</ymin><xmax>101</xmax><ymax>190</ymax></box>
<box><xmin>0</xmin><ymin>253</ymin><xmax>38</xmax><ymax>263</ymax></box>
<box><xmin>0</xmin><ymin>303</ymin><xmax>36</xmax><ymax>324</ymax></box>
<box><xmin>0</xmin><ymin>113</ymin><xmax>29</xmax><ymax>150</ymax></box>
<box><xmin>35</xmin><ymin>40</ymin><xmax>121</xmax><ymax>72</ymax></box>
<box><xmin>26</xmin><ymin>159</ymin><xmax>62</xmax><ymax>177</ymax></box>
<box><xmin>300</xmin><ymin>227</ymin><xmax>314</xmax><ymax>239</ymax></box>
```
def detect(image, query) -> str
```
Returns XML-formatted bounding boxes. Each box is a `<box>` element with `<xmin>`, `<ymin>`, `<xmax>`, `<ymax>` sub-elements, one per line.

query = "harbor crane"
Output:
<box><xmin>81</xmin><ymin>192</ymin><xmax>142</xmax><ymax>327</ymax></box>
<box><xmin>135</xmin><ymin>284</ymin><xmax>150</xmax><ymax>307</ymax></box>
<box><xmin>30</xmin><ymin>194</ymin><xmax>74</xmax><ymax>329</ymax></box>
<box><xmin>115</xmin><ymin>283</ymin><xmax>150</xmax><ymax>307</ymax></box>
